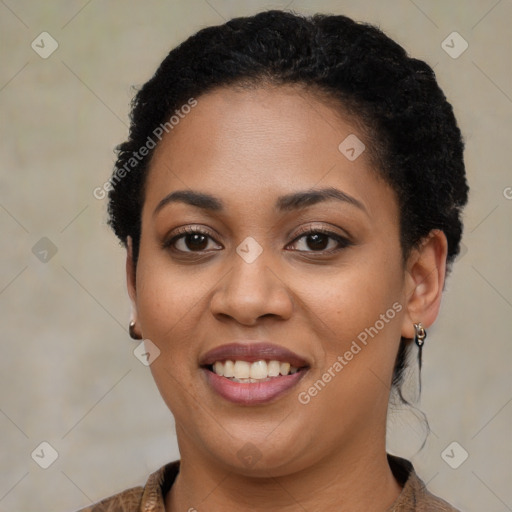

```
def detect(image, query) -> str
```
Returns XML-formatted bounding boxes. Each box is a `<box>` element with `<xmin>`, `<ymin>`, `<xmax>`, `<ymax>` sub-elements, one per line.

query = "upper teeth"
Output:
<box><xmin>212</xmin><ymin>360</ymin><xmax>299</xmax><ymax>380</ymax></box>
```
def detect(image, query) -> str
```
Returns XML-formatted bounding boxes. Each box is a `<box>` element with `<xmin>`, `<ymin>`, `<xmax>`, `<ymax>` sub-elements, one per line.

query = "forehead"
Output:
<box><xmin>143</xmin><ymin>85</ymin><xmax>394</xmax><ymax>219</ymax></box>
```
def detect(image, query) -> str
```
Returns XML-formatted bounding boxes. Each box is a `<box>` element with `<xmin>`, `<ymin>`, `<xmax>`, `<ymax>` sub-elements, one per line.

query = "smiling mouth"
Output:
<box><xmin>199</xmin><ymin>342</ymin><xmax>310</xmax><ymax>404</ymax></box>
<box><xmin>202</xmin><ymin>362</ymin><xmax>309</xmax><ymax>405</ymax></box>
<box><xmin>205</xmin><ymin>359</ymin><xmax>306</xmax><ymax>383</ymax></box>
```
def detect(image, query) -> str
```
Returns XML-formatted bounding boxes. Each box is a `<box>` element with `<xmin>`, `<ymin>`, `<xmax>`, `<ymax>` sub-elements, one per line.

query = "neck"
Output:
<box><xmin>165</xmin><ymin>434</ymin><xmax>402</xmax><ymax>512</ymax></box>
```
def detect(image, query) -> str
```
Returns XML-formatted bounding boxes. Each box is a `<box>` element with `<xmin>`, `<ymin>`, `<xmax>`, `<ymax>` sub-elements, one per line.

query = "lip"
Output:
<box><xmin>203</xmin><ymin>368</ymin><xmax>307</xmax><ymax>405</ymax></box>
<box><xmin>199</xmin><ymin>342</ymin><xmax>309</xmax><ymax>368</ymax></box>
<box><xmin>199</xmin><ymin>342</ymin><xmax>310</xmax><ymax>405</ymax></box>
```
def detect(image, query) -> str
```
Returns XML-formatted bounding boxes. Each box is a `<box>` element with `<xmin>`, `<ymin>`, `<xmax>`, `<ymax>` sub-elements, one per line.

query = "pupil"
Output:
<box><xmin>307</xmin><ymin>233</ymin><xmax>328</xmax><ymax>250</ymax></box>
<box><xmin>187</xmin><ymin>233</ymin><xmax>208</xmax><ymax>251</ymax></box>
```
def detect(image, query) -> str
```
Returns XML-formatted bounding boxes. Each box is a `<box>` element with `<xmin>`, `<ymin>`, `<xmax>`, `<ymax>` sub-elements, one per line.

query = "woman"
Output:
<box><xmin>79</xmin><ymin>10</ymin><xmax>468</xmax><ymax>511</ymax></box>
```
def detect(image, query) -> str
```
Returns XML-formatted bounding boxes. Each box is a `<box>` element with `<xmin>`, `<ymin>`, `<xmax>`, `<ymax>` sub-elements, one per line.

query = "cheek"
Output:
<box><xmin>134</xmin><ymin>256</ymin><xmax>209</xmax><ymax>415</ymax></box>
<box><xmin>297</xmin><ymin>255</ymin><xmax>404</xmax><ymax>338</ymax></box>
<box><xmin>295</xmin><ymin>249</ymin><xmax>405</xmax><ymax>393</ymax></box>
<box><xmin>134</xmin><ymin>253</ymin><xmax>203</xmax><ymax>351</ymax></box>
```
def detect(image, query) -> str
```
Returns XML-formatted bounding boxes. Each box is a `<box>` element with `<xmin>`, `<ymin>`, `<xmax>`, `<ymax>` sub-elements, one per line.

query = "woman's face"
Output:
<box><xmin>130</xmin><ymin>85</ymin><xmax>415</xmax><ymax>475</ymax></box>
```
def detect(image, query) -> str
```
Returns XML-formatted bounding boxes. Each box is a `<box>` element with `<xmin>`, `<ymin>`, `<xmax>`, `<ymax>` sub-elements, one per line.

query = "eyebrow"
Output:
<box><xmin>276</xmin><ymin>187</ymin><xmax>366</xmax><ymax>213</ymax></box>
<box><xmin>153</xmin><ymin>186</ymin><xmax>367</xmax><ymax>216</ymax></box>
<box><xmin>154</xmin><ymin>190</ymin><xmax>223</xmax><ymax>216</ymax></box>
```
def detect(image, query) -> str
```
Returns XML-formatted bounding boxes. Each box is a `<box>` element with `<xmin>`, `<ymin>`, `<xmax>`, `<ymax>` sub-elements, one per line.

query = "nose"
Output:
<box><xmin>210</xmin><ymin>252</ymin><xmax>294</xmax><ymax>326</ymax></box>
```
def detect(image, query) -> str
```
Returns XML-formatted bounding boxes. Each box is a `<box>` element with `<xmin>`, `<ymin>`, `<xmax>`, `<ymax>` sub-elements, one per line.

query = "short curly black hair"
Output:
<box><xmin>107</xmin><ymin>9</ymin><xmax>468</xmax><ymax>395</ymax></box>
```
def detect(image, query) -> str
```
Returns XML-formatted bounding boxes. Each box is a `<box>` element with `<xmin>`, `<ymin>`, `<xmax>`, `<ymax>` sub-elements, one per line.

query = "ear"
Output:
<box><xmin>126</xmin><ymin>236</ymin><xmax>137</xmax><ymax>313</ymax></box>
<box><xmin>401</xmin><ymin>230</ymin><xmax>448</xmax><ymax>339</ymax></box>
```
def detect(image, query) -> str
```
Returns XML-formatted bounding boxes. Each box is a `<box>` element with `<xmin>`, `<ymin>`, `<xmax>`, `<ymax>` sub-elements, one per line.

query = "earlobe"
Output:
<box><xmin>401</xmin><ymin>230</ymin><xmax>448</xmax><ymax>339</ymax></box>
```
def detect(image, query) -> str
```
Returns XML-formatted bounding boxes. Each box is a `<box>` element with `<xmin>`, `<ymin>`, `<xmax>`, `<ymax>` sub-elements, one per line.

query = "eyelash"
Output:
<box><xmin>291</xmin><ymin>226</ymin><xmax>352</xmax><ymax>253</ymax></box>
<box><xmin>163</xmin><ymin>225</ymin><xmax>352</xmax><ymax>255</ymax></box>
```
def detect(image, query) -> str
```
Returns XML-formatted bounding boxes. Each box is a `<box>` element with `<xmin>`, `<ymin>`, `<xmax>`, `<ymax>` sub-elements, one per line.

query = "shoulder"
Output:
<box><xmin>74</xmin><ymin>486</ymin><xmax>144</xmax><ymax>512</ymax></box>
<box><xmin>387</xmin><ymin>454</ymin><xmax>461</xmax><ymax>512</ymax></box>
<box><xmin>73</xmin><ymin>460</ymin><xmax>180</xmax><ymax>512</ymax></box>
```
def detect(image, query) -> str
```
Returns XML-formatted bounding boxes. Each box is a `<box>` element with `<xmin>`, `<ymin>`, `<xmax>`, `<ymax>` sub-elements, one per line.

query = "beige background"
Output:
<box><xmin>1</xmin><ymin>1</ymin><xmax>511</xmax><ymax>511</ymax></box>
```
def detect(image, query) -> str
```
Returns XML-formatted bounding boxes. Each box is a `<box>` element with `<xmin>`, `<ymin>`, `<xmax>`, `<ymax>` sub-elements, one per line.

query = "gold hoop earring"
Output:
<box><xmin>129</xmin><ymin>321</ymin><xmax>142</xmax><ymax>340</ymax></box>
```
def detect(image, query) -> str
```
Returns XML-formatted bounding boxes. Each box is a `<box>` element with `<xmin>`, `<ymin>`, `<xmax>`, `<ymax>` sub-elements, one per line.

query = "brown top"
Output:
<box><xmin>75</xmin><ymin>454</ymin><xmax>460</xmax><ymax>511</ymax></box>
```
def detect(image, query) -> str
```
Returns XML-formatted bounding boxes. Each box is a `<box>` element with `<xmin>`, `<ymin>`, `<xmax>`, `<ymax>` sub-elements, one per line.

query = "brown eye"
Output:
<box><xmin>288</xmin><ymin>229</ymin><xmax>352</xmax><ymax>253</ymax></box>
<box><xmin>165</xmin><ymin>227</ymin><xmax>222</xmax><ymax>253</ymax></box>
<box><xmin>303</xmin><ymin>233</ymin><xmax>330</xmax><ymax>251</ymax></box>
<box><xmin>180</xmin><ymin>233</ymin><xmax>209</xmax><ymax>251</ymax></box>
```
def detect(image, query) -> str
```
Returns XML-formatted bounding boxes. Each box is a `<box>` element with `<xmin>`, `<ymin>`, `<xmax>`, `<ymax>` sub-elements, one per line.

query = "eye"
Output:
<box><xmin>288</xmin><ymin>228</ymin><xmax>352</xmax><ymax>253</ymax></box>
<box><xmin>164</xmin><ymin>226</ymin><xmax>222</xmax><ymax>253</ymax></box>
